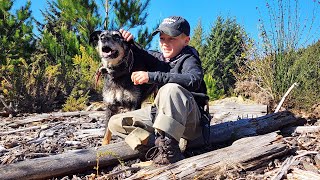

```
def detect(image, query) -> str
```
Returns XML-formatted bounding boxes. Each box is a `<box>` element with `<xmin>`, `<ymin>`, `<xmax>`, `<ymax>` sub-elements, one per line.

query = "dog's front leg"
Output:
<box><xmin>102</xmin><ymin>105</ymin><xmax>113</xmax><ymax>145</ymax></box>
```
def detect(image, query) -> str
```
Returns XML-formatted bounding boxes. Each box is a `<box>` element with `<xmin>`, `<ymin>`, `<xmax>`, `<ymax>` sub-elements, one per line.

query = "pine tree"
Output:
<box><xmin>0</xmin><ymin>0</ymin><xmax>34</xmax><ymax>64</ymax></box>
<box><xmin>104</xmin><ymin>0</ymin><xmax>155</xmax><ymax>49</ymax></box>
<box><xmin>37</xmin><ymin>0</ymin><xmax>102</xmax><ymax>93</ymax></box>
<box><xmin>189</xmin><ymin>19</ymin><xmax>205</xmax><ymax>59</ymax></box>
<box><xmin>203</xmin><ymin>16</ymin><xmax>250</xmax><ymax>95</ymax></box>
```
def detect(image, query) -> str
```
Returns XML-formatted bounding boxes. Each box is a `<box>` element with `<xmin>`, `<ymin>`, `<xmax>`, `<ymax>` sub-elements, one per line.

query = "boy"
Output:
<box><xmin>108</xmin><ymin>16</ymin><xmax>207</xmax><ymax>165</ymax></box>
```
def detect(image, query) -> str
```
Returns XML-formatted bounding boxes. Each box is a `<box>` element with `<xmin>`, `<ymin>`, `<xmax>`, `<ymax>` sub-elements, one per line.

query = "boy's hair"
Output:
<box><xmin>179</xmin><ymin>33</ymin><xmax>189</xmax><ymax>38</ymax></box>
<box><xmin>152</xmin><ymin>16</ymin><xmax>190</xmax><ymax>37</ymax></box>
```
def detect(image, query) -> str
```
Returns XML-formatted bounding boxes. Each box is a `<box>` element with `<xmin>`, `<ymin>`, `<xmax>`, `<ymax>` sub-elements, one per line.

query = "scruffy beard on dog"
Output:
<box><xmin>90</xmin><ymin>30</ymin><xmax>156</xmax><ymax>127</ymax></box>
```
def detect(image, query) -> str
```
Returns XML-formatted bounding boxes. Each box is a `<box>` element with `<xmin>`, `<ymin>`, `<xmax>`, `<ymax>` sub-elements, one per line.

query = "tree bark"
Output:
<box><xmin>0</xmin><ymin>141</ymin><xmax>138</xmax><ymax>180</ymax></box>
<box><xmin>0</xmin><ymin>111</ymin><xmax>302</xmax><ymax>180</ymax></box>
<box><xmin>188</xmin><ymin>110</ymin><xmax>302</xmax><ymax>148</ymax></box>
<box><xmin>129</xmin><ymin>132</ymin><xmax>289</xmax><ymax>179</ymax></box>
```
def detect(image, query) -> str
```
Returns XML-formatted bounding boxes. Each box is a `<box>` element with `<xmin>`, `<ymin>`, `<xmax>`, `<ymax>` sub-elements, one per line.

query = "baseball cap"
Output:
<box><xmin>152</xmin><ymin>16</ymin><xmax>190</xmax><ymax>37</ymax></box>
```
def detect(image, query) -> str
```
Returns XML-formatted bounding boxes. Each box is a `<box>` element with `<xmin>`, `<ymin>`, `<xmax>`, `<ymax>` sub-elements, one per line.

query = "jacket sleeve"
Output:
<box><xmin>148</xmin><ymin>55</ymin><xmax>204</xmax><ymax>92</ymax></box>
<box><xmin>130</xmin><ymin>43</ymin><xmax>170</xmax><ymax>72</ymax></box>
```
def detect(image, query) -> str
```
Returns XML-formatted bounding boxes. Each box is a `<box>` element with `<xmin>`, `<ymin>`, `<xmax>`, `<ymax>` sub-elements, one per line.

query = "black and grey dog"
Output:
<box><xmin>90</xmin><ymin>30</ymin><xmax>156</xmax><ymax>144</ymax></box>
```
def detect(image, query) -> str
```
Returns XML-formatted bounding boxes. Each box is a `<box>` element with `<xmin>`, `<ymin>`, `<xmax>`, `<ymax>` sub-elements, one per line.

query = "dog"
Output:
<box><xmin>90</xmin><ymin>30</ymin><xmax>156</xmax><ymax>145</ymax></box>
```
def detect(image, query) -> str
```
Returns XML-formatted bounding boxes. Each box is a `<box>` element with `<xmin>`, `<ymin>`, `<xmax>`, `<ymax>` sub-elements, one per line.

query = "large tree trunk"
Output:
<box><xmin>0</xmin><ymin>111</ymin><xmax>302</xmax><ymax>180</ymax></box>
<box><xmin>129</xmin><ymin>132</ymin><xmax>289</xmax><ymax>179</ymax></box>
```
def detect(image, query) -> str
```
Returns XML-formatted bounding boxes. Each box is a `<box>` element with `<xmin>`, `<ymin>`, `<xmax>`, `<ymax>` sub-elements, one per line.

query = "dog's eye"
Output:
<box><xmin>112</xmin><ymin>32</ymin><xmax>122</xmax><ymax>39</ymax></box>
<box><xmin>114</xmin><ymin>34</ymin><xmax>122</xmax><ymax>39</ymax></box>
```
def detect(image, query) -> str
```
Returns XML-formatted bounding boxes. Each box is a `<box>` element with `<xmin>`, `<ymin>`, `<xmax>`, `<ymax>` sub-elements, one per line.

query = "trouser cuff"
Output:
<box><xmin>153</xmin><ymin>113</ymin><xmax>184</xmax><ymax>141</ymax></box>
<box><xmin>125</xmin><ymin>127</ymin><xmax>151</xmax><ymax>150</ymax></box>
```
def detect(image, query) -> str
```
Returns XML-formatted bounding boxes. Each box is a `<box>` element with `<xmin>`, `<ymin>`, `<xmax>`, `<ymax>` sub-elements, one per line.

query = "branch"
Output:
<box><xmin>274</xmin><ymin>82</ymin><xmax>298</xmax><ymax>113</ymax></box>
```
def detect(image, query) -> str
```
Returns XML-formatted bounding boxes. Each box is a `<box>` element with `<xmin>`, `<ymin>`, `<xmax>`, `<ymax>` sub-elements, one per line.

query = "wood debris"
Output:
<box><xmin>0</xmin><ymin>101</ymin><xmax>319</xmax><ymax>180</ymax></box>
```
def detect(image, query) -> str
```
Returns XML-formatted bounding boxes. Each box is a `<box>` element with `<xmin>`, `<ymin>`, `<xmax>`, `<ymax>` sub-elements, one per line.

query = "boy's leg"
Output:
<box><xmin>151</xmin><ymin>83</ymin><xmax>202</xmax><ymax>164</ymax></box>
<box><xmin>153</xmin><ymin>83</ymin><xmax>202</xmax><ymax>141</ymax></box>
<box><xmin>108</xmin><ymin>106</ymin><xmax>155</xmax><ymax>150</ymax></box>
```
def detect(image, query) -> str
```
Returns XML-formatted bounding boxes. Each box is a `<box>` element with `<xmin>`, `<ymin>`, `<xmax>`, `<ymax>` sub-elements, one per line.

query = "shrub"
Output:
<box><xmin>204</xmin><ymin>74</ymin><xmax>224</xmax><ymax>100</ymax></box>
<box><xmin>0</xmin><ymin>54</ymin><xmax>62</xmax><ymax>112</ymax></box>
<box><xmin>62</xmin><ymin>45</ymin><xmax>101</xmax><ymax>112</ymax></box>
<box><xmin>62</xmin><ymin>89</ymin><xmax>90</xmax><ymax>112</ymax></box>
<box><xmin>236</xmin><ymin>0</ymin><xmax>320</xmax><ymax>112</ymax></box>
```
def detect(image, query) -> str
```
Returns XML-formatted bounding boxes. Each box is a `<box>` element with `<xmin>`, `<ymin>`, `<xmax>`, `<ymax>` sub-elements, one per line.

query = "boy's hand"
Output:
<box><xmin>131</xmin><ymin>71</ymin><xmax>149</xmax><ymax>85</ymax></box>
<box><xmin>119</xmin><ymin>29</ymin><xmax>134</xmax><ymax>42</ymax></box>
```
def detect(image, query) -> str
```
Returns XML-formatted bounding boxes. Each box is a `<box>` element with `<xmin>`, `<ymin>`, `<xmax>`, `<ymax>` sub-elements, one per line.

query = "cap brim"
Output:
<box><xmin>151</xmin><ymin>27</ymin><xmax>181</xmax><ymax>37</ymax></box>
<box><xmin>151</xmin><ymin>29</ymin><xmax>161</xmax><ymax>36</ymax></box>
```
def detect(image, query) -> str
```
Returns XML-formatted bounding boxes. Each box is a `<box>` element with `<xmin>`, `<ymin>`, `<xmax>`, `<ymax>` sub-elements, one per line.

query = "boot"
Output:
<box><xmin>151</xmin><ymin>136</ymin><xmax>185</xmax><ymax>165</ymax></box>
<box><xmin>135</xmin><ymin>133</ymin><xmax>156</xmax><ymax>160</ymax></box>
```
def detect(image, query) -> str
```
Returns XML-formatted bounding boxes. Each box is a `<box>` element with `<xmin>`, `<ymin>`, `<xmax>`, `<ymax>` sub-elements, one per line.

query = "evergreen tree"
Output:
<box><xmin>37</xmin><ymin>0</ymin><xmax>101</xmax><ymax>61</ymax></box>
<box><xmin>36</xmin><ymin>0</ymin><xmax>102</xmax><ymax>93</ymax></box>
<box><xmin>203</xmin><ymin>16</ymin><xmax>250</xmax><ymax>95</ymax></box>
<box><xmin>104</xmin><ymin>0</ymin><xmax>155</xmax><ymax>49</ymax></box>
<box><xmin>189</xmin><ymin>19</ymin><xmax>205</xmax><ymax>59</ymax></box>
<box><xmin>0</xmin><ymin>0</ymin><xmax>34</xmax><ymax>64</ymax></box>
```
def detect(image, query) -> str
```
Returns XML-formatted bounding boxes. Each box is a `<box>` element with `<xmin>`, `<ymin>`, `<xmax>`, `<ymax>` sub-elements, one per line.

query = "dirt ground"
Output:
<box><xmin>0</xmin><ymin>98</ymin><xmax>319</xmax><ymax>179</ymax></box>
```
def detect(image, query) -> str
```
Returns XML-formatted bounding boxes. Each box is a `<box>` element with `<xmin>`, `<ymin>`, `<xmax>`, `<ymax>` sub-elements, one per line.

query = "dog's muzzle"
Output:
<box><xmin>101</xmin><ymin>45</ymin><xmax>119</xmax><ymax>59</ymax></box>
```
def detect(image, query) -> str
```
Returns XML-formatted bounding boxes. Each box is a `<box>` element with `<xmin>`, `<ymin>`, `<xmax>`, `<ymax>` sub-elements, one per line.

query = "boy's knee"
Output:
<box><xmin>159</xmin><ymin>83</ymin><xmax>181</xmax><ymax>94</ymax></box>
<box><xmin>107</xmin><ymin>114</ymin><xmax>121</xmax><ymax>133</ymax></box>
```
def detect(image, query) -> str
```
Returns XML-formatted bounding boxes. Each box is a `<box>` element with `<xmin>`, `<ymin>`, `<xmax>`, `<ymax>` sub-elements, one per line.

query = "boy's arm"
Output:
<box><xmin>148</xmin><ymin>55</ymin><xmax>204</xmax><ymax>92</ymax></box>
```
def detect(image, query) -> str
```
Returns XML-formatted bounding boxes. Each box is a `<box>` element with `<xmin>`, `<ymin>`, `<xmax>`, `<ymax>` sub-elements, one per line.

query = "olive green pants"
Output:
<box><xmin>108</xmin><ymin>83</ymin><xmax>202</xmax><ymax>150</ymax></box>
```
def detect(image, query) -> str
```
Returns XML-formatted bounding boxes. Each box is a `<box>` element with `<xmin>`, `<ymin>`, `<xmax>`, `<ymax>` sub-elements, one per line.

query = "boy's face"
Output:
<box><xmin>159</xmin><ymin>33</ymin><xmax>190</xmax><ymax>59</ymax></box>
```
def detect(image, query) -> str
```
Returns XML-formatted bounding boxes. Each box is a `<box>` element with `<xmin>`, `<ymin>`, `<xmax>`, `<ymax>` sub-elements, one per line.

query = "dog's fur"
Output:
<box><xmin>90</xmin><ymin>30</ymin><xmax>156</xmax><ymax>125</ymax></box>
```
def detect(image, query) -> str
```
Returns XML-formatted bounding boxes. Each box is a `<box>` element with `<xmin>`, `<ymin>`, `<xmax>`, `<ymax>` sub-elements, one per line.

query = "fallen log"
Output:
<box><xmin>0</xmin><ymin>141</ymin><xmax>139</xmax><ymax>180</ymax></box>
<box><xmin>282</xmin><ymin>126</ymin><xmax>320</xmax><ymax>134</ymax></box>
<box><xmin>188</xmin><ymin>110</ymin><xmax>303</xmax><ymax>148</ymax></box>
<box><xmin>0</xmin><ymin>125</ymin><xmax>41</xmax><ymax>135</ymax></box>
<box><xmin>209</xmin><ymin>103</ymin><xmax>267</xmax><ymax>123</ymax></box>
<box><xmin>0</xmin><ymin>111</ymin><xmax>302</xmax><ymax>179</ymax></box>
<box><xmin>128</xmin><ymin>132</ymin><xmax>289</xmax><ymax>179</ymax></box>
<box><xmin>287</xmin><ymin>168</ymin><xmax>320</xmax><ymax>180</ymax></box>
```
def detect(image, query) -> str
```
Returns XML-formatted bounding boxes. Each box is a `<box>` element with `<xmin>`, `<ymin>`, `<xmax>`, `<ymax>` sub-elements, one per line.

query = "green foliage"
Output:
<box><xmin>37</xmin><ymin>0</ymin><xmax>101</xmax><ymax>104</ymax></box>
<box><xmin>105</xmin><ymin>0</ymin><xmax>155</xmax><ymax>49</ymax></box>
<box><xmin>0</xmin><ymin>0</ymin><xmax>102</xmax><ymax>112</ymax></box>
<box><xmin>70</xmin><ymin>45</ymin><xmax>100</xmax><ymax>91</ymax></box>
<box><xmin>290</xmin><ymin>41</ymin><xmax>320</xmax><ymax>110</ymax></box>
<box><xmin>95</xmin><ymin>150</ymin><xmax>124</xmax><ymax>176</ymax></box>
<box><xmin>202</xmin><ymin>16</ymin><xmax>251</xmax><ymax>95</ymax></box>
<box><xmin>113</xmin><ymin>0</ymin><xmax>149</xmax><ymax>29</ymax></box>
<box><xmin>136</xmin><ymin>25</ymin><xmax>156</xmax><ymax>49</ymax></box>
<box><xmin>204</xmin><ymin>74</ymin><xmax>224</xmax><ymax>100</ymax></box>
<box><xmin>0</xmin><ymin>0</ymin><xmax>35</xmax><ymax>64</ymax></box>
<box><xmin>189</xmin><ymin>19</ymin><xmax>205</xmax><ymax>59</ymax></box>
<box><xmin>62</xmin><ymin>45</ymin><xmax>100</xmax><ymax>112</ymax></box>
<box><xmin>0</xmin><ymin>53</ymin><xmax>63</xmax><ymax>112</ymax></box>
<box><xmin>62</xmin><ymin>89</ymin><xmax>89</xmax><ymax>112</ymax></box>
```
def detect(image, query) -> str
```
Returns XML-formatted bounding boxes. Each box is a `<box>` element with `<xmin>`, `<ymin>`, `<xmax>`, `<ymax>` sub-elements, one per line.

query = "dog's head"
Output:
<box><xmin>90</xmin><ymin>30</ymin><xmax>129</xmax><ymax>67</ymax></box>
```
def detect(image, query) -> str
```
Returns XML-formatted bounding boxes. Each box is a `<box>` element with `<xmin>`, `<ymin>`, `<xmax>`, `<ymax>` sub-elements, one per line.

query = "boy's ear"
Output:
<box><xmin>89</xmin><ymin>30</ymin><xmax>102</xmax><ymax>46</ymax></box>
<box><xmin>185</xmin><ymin>36</ymin><xmax>190</xmax><ymax>45</ymax></box>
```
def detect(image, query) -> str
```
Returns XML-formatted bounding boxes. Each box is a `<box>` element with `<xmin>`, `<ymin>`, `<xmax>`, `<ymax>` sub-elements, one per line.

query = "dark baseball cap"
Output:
<box><xmin>152</xmin><ymin>16</ymin><xmax>190</xmax><ymax>37</ymax></box>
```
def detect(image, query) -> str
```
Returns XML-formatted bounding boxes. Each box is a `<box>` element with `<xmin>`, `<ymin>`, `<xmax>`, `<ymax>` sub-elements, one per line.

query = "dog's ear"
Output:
<box><xmin>89</xmin><ymin>30</ymin><xmax>102</xmax><ymax>46</ymax></box>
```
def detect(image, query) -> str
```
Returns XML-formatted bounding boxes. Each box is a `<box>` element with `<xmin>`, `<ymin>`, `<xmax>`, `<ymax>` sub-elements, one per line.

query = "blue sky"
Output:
<box><xmin>16</xmin><ymin>0</ymin><xmax>320</xmax><ymax>49</ymax></box>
